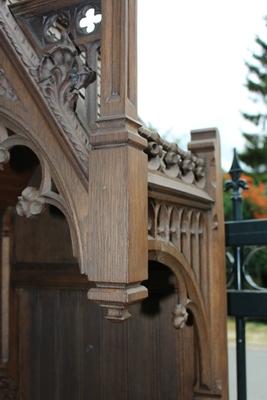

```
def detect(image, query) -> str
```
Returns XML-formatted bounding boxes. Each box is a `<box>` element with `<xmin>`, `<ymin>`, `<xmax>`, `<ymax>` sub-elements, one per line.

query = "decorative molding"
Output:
<box><xmin>139</xmin><ymin>126</ymin><xmax>206</xmax><ymax>187</ymax></box>
<box><xmin>0</xmin><ymin>2</ymin><xmax>39</xmax><ymax>77</ymax></box>
<box><xmin>0</xmin><ymin>67</ymin><xmax>18</xmax><ymax>102</ymax></box>
<box><xmin>0</xmin><ymin>376</ymin><xmax>18</xmax><ymax>400</ymax></box>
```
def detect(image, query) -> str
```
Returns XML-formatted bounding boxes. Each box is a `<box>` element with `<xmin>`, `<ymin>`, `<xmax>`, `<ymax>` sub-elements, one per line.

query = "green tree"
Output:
<box><xmin>239</xmin><ymin>31</ymin><xmax>267</xmax><ymax>182</ymax></box>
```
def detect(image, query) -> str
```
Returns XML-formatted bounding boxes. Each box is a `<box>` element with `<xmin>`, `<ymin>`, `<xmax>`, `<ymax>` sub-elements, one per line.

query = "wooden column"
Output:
<box><xmin>87</xmin><ymin>0</ymin><xmax>148</xmax><ymax>321</ymax></box>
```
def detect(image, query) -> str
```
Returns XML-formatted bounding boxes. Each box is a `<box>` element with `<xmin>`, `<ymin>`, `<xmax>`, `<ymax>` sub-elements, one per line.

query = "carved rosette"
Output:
<box><xmin>0</xmin><ymin>67</ymin><xmax>18</xmax><ymax>102</ymax></box>
<box><xmin>0</xmin><ymin>376</ymin><xmax>18</xmax><ymax>400</ymax></box>
<box><xmin>139</xmin><ymin>126</ymin><xmax>206</xmax><ymax>187</ymax></box>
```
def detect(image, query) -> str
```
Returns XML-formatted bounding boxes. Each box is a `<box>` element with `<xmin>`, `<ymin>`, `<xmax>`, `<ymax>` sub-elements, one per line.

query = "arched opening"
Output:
<box><xmin>0</xmin><ymin>141</ymin><xmax>86</xmax><ymax>397</ymax></box>
<box><xmin>148</xmin><ymin>240</ymin><xmax>218</xmax><ymax>396</ymax></box>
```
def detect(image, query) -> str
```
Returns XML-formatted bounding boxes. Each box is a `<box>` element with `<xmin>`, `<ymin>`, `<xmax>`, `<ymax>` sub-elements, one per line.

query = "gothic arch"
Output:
<box><xmin>148</xmin><ymin>239</ymin><xmax>221</xmax><ymax>398</ymax></box>
<box><xmin>0</xmin><ymin>108</ymin><xmax>84</xmax><ymax>271</ymax></box>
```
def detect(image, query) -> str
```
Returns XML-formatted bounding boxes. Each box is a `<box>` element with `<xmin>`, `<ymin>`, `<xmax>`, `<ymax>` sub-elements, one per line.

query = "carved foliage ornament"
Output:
<box><xmin>0</xmin><ymin>3</ymin><xmax>96</xmax><ymax>174</ymax></box>
<box><xmin>0</xmin><ymin>67</ymin><xmax>18</xmax><ymax>102</ymax></box>
<box><xmin>139</xmin><ymin>126</ymin><xmax>205</xmax><ymax>187</ymax></box>
<box><xmin>37</xmin><ymin>32</ymin><xmax>96</xmax><ymax>164</ymax></box>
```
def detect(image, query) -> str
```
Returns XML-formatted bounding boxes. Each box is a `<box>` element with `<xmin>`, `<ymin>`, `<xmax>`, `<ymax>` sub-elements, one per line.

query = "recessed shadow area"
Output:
<box><xmin>0</xmin><ymin>145</ymin><xmax>39</xmax><ymax>209</ymax></box>
<box><xmin>9</xmin><ymin>146</ymin><xmax>39</xmax><ymax>173</ymax></box>
<box><xmin>141</xmin><ymin>261</ymin><xmax>177</xmax><ymax>317</ymax></box>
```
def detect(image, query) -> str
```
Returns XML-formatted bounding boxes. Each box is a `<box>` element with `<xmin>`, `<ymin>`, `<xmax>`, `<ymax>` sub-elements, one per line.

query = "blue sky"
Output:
<box><xmin>137</xmin><ymin>0</ymin><xmax>267</xmax><ymax>170</ymax></box>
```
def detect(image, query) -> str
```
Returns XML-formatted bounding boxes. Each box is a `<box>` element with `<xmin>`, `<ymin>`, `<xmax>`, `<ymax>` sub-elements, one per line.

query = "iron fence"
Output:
<box><xmin>225</xmin><ymin>149</ymin><xmax>267</xmax><ymax>400</ymax></box>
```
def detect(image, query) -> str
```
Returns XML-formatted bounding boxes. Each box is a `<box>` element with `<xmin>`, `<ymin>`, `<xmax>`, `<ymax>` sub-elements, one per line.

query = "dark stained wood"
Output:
<box><xmin>14</xmin><ymin>262</ymin><xmax>189</xmax><ymax>400</ymax></box>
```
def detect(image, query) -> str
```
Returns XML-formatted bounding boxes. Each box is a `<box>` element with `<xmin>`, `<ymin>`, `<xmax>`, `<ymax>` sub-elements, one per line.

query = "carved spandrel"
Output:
<box><xmin>0</xmin><ymin>2</ymin><xmax>96</xmax><ymax>175</ymax></box>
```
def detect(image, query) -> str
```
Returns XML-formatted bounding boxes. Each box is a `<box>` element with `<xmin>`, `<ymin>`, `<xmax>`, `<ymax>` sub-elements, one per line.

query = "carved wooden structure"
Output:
<box><xmin>0</xmin><ymin>1</ymin><xmax>228</xmax><ymax>398</ymax></box>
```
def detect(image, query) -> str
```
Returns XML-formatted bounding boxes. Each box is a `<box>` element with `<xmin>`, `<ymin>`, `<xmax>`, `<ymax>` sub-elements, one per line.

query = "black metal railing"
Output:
<box><xmin>225</xmin><ymin>149</ymin><xmax>267</xmax><ymax>400</ymax></box>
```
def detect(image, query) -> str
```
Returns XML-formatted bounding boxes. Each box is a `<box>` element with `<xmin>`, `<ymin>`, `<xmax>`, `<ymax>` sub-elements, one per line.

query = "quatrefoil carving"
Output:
<box><xmin>79</xmin><ymin>8</ymin><xmax>102</xmax><ymax>34</ymax></box>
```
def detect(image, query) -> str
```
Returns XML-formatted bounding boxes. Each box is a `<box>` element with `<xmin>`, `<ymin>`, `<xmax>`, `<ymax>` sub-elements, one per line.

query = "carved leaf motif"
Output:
<box><xmin>0</xmin><ymin>4</ymin><xmax>94</xmax><ymax>175</ymax></box>
<box><xmin>37</xmin><ymin>36</ymin><xmax>96</xmax><ymax>167</ymax></box>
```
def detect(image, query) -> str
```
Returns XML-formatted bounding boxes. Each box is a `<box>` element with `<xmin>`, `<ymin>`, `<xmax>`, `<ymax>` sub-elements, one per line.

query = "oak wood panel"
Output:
<box><xmin>15</xmin><ymin>262</ymin><xmax>192</xmax><ymax>400</ymax></box>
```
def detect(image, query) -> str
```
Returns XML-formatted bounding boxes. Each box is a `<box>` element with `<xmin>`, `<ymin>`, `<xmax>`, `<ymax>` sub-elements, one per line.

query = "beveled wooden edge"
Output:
<box><xmin>148</xmin><ymin>172</ymin><xmax>214</xmax><ymax>209</ymax></box>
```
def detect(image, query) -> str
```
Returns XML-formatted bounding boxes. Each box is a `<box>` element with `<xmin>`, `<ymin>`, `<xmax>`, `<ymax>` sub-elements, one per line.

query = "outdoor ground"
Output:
<box><xmin>228</xmin><ymin>319</ymin><xmax>267</xmax><ymax>399</ymax></box>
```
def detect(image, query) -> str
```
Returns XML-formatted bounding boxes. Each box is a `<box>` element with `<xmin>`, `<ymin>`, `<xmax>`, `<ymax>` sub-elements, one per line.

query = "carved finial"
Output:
<box><xmin>16</xmin><ymin>187</ymin><xmax>45</xmax><ymax>218</ymax></box>
<box><xmin>172</xmin><ymin>302</ymin><xmax>189</xmax><ymax>329</ymax></box>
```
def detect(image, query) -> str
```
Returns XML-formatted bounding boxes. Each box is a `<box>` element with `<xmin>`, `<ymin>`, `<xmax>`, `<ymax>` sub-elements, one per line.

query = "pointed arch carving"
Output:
<box><xmin>0</xmin><ymin>110</ymin><xmax>85</xmax><ymax>271</ymax></box>
<box><xmin>148</xmin><ymin>239</ymin><xmax>222</xmax><ymax>398</ymax></box>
